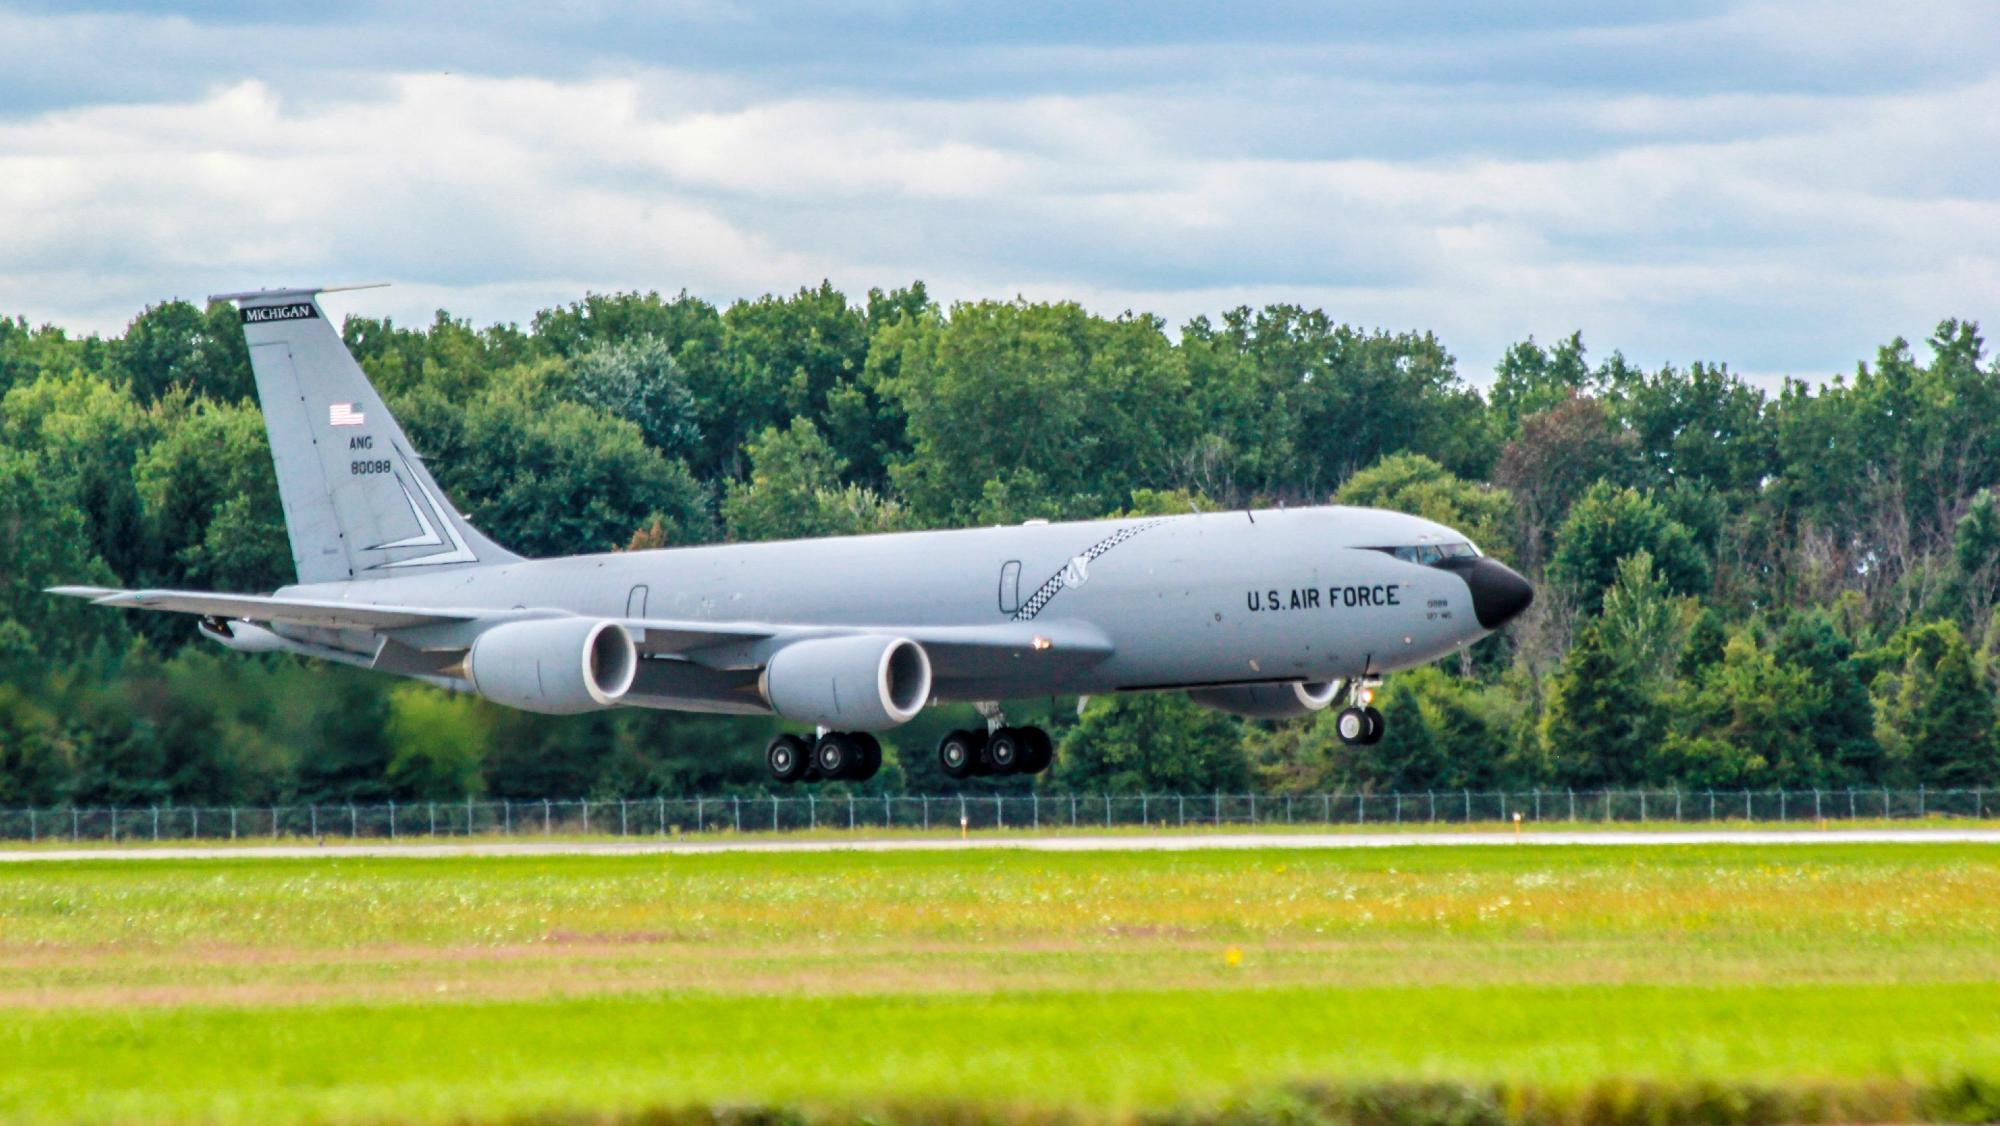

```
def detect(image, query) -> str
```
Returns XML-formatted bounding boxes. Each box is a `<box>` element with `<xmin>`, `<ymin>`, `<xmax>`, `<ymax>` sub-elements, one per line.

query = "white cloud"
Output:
<box><xmin>0</xmin><ymin>33</ymin><xmax>1994</xmax><ymax>382</ymax></box>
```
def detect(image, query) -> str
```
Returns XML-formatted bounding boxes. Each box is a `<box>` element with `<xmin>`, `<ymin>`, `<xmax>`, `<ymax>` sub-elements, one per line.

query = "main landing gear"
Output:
<box><xmin>936</xmin><ymin>725</ymin><xmax>1055</xmax><ymax>779</ymax></box>
<box><xmin>1334</xmin><ymin>681</ymin><xmax>1385</xmax><ymax>747</ymax></box>
<box><xmin>766</xmin><ymin>731</ymin><xmax>882</xmax><ymax>784</ymax></box>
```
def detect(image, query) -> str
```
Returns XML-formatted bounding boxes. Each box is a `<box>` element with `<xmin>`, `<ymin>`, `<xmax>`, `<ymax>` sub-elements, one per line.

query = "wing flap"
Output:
<box><xmin>49</xmin><ymin>587</ymin><xmax>479</xmax><ymax>632</ymax></box>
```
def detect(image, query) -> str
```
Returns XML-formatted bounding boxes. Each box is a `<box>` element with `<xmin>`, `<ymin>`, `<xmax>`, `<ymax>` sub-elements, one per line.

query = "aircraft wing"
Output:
<box><xmin>47</xmin><ymin>587</ymin><xmax>484</xmax><ymax>632</ymax></box>
<box><xmin>51</xmin><ymin>587</ymin><xmax>1113</xmax><ymax>676</ymax></box>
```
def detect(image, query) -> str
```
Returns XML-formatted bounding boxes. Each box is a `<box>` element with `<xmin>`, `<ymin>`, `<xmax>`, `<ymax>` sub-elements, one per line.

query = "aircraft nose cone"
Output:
<box><xmin>1462</xmin><ymin>558</ymin><xmax>1534</xmax><ymax>629</ymax></box>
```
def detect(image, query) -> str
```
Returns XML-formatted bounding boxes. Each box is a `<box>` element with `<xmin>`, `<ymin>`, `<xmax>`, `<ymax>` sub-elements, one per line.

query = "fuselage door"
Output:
<box><xmin>626</xmin><ymin>584</ymin><xmax>649</xmax><ymax>642</ymax></box>
<box><xmin>998</xmin><ymin>561</ymin><xmax>1022</xmax><ymax>615</ymax></box>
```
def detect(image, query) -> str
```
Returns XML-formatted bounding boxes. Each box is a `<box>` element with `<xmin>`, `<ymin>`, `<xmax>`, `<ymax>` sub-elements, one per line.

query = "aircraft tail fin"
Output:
<box><xmin>215</xmin><ymin>286</ymin><xmax>521</xmax><ymax>585</ymax></box>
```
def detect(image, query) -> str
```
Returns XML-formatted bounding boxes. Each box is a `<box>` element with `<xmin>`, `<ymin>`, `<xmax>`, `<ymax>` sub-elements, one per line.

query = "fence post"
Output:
<box><xmin>735</xmin><ymin>796</ymin><xmax>742</xmax><ymax>833</ymax></box>
<box><xmin>1708</xmin><ymin>790</ymin><xmax>1715</xmax><ymax>821</ymax></box>
<box><xmin>1179</xmin><ymin>795</ymin><xmax>1186</xmax><ymax>826</ymax></box>
<box><xmin>1847</xmin><ymin>789</ymin><xmax>1855</xmax><ymax>819</ymax></box>
<box><xmin>1142</xmin><ymin>794</ymin><xmax>1148</xmax><ymax>824</ymax></box>
<box><xmin>1109</xmin><ymin>793</ymin><xmax>1114</xmax><ymax>827</ymax></box>
<box><xmin>1214</xmin><ymin>791</ymin><xmax>1220</xmax><ymax>827</ymax></box>
<box><xmin>696</xmin><ymin>797</ymin><xmax>703</xmax><ymax>834</ymax></box>
<box><xmin>1432</xmin><ymin>790</ymin><xmax>1438</xmax><ymax>823</ymax></box>
<box><xmin>582</xmin><ymin>800</ymin><xmax>591</xmax><ymax>835</ymax></box>
<box><xmin>1464</xmin><ymin>789</ymin><xmax>1471</xmax><ymax>822</ymax></box>
<box><xmin>152</xmin><ymin>806</ymin><xmax>160</xmax><ymax>841</ymax></box>
<box><xmin>72</xmin><ymin>807</ymin><xmax>79</xmax><ymax>841</ymax></box>
<box><xmin>1534</xmin><ymin>789</ymin><xmax>1541</xmax><ymax>822</ymax></box>
<box><xmin>885</xmin><ymin>793</ymin><xmax>892</xmax><ymax>829</ymax></box>
<box><xmin>773</xmin><ymin>796</ymin><xmax>781</xmax><ymax>832</ymax></box>
<box><xmin>808</xmin><ymin>793</ymin><xmax>816</xmax><ymax>830</ymax></box>
<box><xmin>1033</xmin><ymin>793</ymin><xmax>1039</xmax><ymax>830</ymax></box>
<box><xmin>1744</xmin><ymin>790</ymin><xmax>1751</xmax><ymax>820</ymax></box>
<box><xmin>544</xmin><ymin>799</ymin><xmax>552</xmax><ymax>834</ymax></box>
<box><xmin>28</xmin><ymin>809</ymin><xmax>34</xmax><ymax>842</ymax></box>
<box><xmin>111</xmin><ymin>807</ymin><xmax>118</xmax><ymax>843</ymax></box>
<box><xmin>1071</xmin><ymin>794</ymin><xmax>1078</xmax><ymax>827</ymax></box>
<box><xmin>468</xmin><ymin>794</ymin><xmax>475</xmax><ymax>836</ymax></box>
<box><xmin>924</xmin><ymin>796</ymin><xmax>931</xmax><ymax>831</ymax></box>
<box><xmin>1814</xmin><ymin>789</ymin><xmax>1821</xmax><ymax>821</ymax></box>
<box><xmin>1249</xmin><ymin>793</ymin><xmax>1257</xmax><ymax>823</ymax></box>
<box><xmin>429</xmin><ymin>802</ymin><xmax>437</xmax><ymax>837</ymax></box>
<box><xmin>389</xmin><ymin>800</ymin><xmax>397</xmax><ymax>840</ymax></box>
<box><xmin>1325</xmin><ymin>792</ymin><xmax>1333</xmax><ymax>823</ymax></box>
<box><xmin>848</xmin><ymin>794</ymin><xmax>855</xmax><ymax>830</ymax></box>
<box><xmin>1919</xmin><ymin>785</ymin><xmax>1926</xmax><ymax>818</ymax></box>
<box><xmin>620</xmin><ymin>799</ymin><xmax>629</xmax><ymax>837</ymax></box>
<box><xmin>1675</xmin><ymin>789</ymin><xmax>1682</xmax><ymax>822</ymax></box>
<box><xmin>1779</xmin><ymin>789</ymin><xmax>1786</xmax><ymax>822</ymax></box>
<box><xmin>1638</xmin><ymin>791</ymin><xmax>1644</xmax><ymax>822</ymax></box>
<box><xmin>1288</xmin><ymin>794</ymin><xmax>1295</xmax><ymax>824</ymax></box>
<box><xmin>501</xmin><ymin>799</ymin><xmax>509</xmax><ymax>836</ymax></box>
<box><xmin>1568</xmin><ymin>789</ymin><xmax>1575</xmax><ymax>822</ymax></box>
<box><xmin>309</xmin><ymin>804</ymin><xmax>316</xmax><ymax>837</ymax></box>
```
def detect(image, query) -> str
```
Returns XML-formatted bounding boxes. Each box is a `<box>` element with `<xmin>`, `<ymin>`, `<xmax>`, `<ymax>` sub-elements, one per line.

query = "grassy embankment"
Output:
<box><xmin>4</xmin><ymin>843</ymin><xmax>2000</xmax><ymax>1123</ymax></box>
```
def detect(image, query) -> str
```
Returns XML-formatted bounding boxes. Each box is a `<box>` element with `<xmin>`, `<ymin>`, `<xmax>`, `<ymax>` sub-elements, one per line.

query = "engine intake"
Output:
<box><xmin>465</xmin><ymin>618</ymin><xmax>637</xmax><ymax>715</ymax></box>
<box><xmin>761</xmin><ymin>635</ymin><xmax>932</xmax><ymax>730</ymax></box>
<box><xmin>1187</xmin><ymin>680</ymin><xmax>1341</xmax><ymax>719</ymax></box>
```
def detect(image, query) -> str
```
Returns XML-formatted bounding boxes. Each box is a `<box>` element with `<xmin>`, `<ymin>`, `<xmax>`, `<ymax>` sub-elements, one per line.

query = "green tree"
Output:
<box><xmin>116</xmin><ymin>299</ymin><xmax>252</xmax><ymax>403</ymax></box>
<box><xmin>0</xmin><ymin>446</ymin><xmax>127</xmax><ymax>665</ymax></box>
<box><xmin>421</xmin><ymin>366</ymin><xmax>711</xmax><ymax>557</ymax></box>
<box><xmin>134</xmin><ymin>398</ymin><xmax>291</xmax><ymax>594</ymax></box>
<box><xmin>871</xmin><ymin>300</ymin><xmax>1196</xmax><ymax>523</ymax></box>
<box><xmin>1548</xmin><ymin>483</ymin><xmax>1709</xmax><ymax>612</ymax></box>
<box><xmin>558</xmin><ymin>336</ymin><xmax>701</xmax><ymax>461</ymax></box>
<box><xmin>1873</xmin><ymin>621</ymin><xmax>2000</xmax><ymax>787</ymax></box>
<box><xmin>723</xmin><ymin>419</ymin><xmax>900</xmax><ymax>542</ymax></box>
<box><xmin>1543</xmin><ymin>554</ymin><xmax>1686</xmax><ymax>785</ymax></box>
<box><xmin>385</xmin><ymin>684</ymin><xmax>492</xmax><ymax>798</ymax></box>
<box><xmin>1051</xmin><ymin>693</ymin><xmax>1248</xmax><ymax>794</ymax></box>
<box><xmin>1659</xmin><ymin>633</ymin><xmax>1825</xmax><ymax>787</ymax></box>
<box><xmin>1489</xmin><ymin>331</ymin><xmax>1595</xmax><ymax>436</ymax></box>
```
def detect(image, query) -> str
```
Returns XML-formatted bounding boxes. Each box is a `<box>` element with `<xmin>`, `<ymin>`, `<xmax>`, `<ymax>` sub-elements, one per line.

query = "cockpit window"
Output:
<box><xmin>1371</xmin><ymin>542</ymin><xmax>1480</xmax><ymax>565</ymax></box>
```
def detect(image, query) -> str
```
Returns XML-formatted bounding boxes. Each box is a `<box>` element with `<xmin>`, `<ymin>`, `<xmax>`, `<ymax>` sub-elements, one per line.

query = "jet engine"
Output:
<box><xmin>1187</xmin><ymin>680</ymin><xmax>1341</xmax><ymax>719</ymax></box>
<box><xmin>760</xmin><ymin>635</ymin><xmax>932</xmax><ymax>730</ymax></box>
<box><xmin>464</xmin><ymin>618</ymin><xmax>637</xmax><ymax>715</ymax></box>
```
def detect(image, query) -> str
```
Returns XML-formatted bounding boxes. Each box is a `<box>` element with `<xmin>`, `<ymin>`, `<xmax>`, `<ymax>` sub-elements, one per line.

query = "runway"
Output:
<box><xmin>4</xmin><ymin>827</ymin><xmax>1999</xmax><ymax>862</ymax></box>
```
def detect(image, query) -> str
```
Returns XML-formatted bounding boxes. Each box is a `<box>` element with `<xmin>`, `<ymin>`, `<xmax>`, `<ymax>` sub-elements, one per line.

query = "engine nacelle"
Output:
<box><xmin>465</xmin><ymin>618</ymin><xmax>637</xmax><ymax>715</ymax></box>
<box><xmin>760</xmin><ymin>635</ymin><xmax>932</xmax><ymax>730</ymax></box>
<box><xmin>1187</xmin><ymin>680</ymin><xmax>1342</xmax><ymax>719</ymax></box>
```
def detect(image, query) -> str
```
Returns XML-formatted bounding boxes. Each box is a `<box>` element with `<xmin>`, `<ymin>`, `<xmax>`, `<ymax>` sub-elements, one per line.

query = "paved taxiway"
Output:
<box><xmin>3</xmin><ymin>828</ymin><xmax>1998</xmax><ymax>862</ymax></box>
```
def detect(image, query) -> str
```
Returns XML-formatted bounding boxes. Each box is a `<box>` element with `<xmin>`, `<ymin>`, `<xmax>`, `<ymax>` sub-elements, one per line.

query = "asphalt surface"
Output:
<box><xmin>4</xmin><ymin>828</ymin><xmax>1999</xmax><ymax>862</ymax></box>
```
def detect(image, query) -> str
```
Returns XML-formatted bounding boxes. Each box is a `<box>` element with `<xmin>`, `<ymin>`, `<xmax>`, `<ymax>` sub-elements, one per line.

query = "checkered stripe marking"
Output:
<box><xmin>1011</xmin><ymin>519</ymin><xmax>1167</xmax><ymax>621</ymax></box>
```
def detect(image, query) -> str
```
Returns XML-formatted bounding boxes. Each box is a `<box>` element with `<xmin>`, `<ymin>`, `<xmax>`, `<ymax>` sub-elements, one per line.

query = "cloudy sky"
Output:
<box><xmin>1</xmin><ymin>1</ymin><xmax>1995</xmax><ymax>381</ymax></box>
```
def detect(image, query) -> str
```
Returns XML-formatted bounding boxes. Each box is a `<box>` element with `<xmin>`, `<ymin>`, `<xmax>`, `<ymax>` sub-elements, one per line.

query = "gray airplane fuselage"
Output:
<box><xmin>278</xmin><ymin>504</ymin><xmax>1504</xmax><ymax>701</ymax></box>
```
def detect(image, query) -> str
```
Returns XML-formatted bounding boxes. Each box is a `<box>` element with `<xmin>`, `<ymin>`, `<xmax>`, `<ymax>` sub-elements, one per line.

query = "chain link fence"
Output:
<box><xmin>0</xmin><ymin>787</ymin><xmax>1994</xmax><ymax>842</ymax></box>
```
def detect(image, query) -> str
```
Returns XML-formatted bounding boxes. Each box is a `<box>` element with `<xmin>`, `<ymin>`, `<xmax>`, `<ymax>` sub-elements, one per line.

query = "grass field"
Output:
<box><xmin>5</xmin><ymin>842</ymin><xmax>2000</xmax><ymax>1124</ymax></box>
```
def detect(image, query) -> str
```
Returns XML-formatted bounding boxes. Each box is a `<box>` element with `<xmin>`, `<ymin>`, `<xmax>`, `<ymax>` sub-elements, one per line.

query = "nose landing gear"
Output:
<box><xmin>1335</xmin><ymin>681</ymin><xmax>1385</xmax><ymax>746</ymax></box>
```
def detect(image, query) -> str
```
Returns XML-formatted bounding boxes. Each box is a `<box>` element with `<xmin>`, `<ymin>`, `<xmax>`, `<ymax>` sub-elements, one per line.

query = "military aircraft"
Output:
<box><xmin>52</xmin><ymin>286</ymin><xmax>1533</xmax><ymax>784</ymax></box>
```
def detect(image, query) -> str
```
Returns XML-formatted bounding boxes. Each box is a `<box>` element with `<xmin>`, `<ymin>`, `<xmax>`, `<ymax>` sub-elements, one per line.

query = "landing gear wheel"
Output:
<box><xmin>851</xmin><ymin>733</ymin><xmax>883</xmax><ymax>783</ymax></box>
<box><xmin>986</xmin><ymin>727</ymin><xmax>1024</xmax><ymax>774</ymax></box>
<box><xmin>1335</xmin><ymin>707</ymin><xmax>1371</xmax><ymax>746</ymax></box>
<box><xmin>815</xmin><ymin>732</ymin><xmax>860</xmax><ymax>778</ymax></box>
<box><xmin>766</xmin><ymin>734</ymin><xmax>810</xmax><ymax>783</ymax></box>
<box><xmin>1018</xmin><ymin>726</ymin><xmax>1054</xmax><ymax>774</ymax></box>
<box><xmin>1360</xmin><ymin>706</ymin><xmax>1386</xmax><ymax>746</ymax></box>
<box><xmin>938</xmin><ymin>729</ymin><xmax>980</xmax><ymax>780</ymax></box>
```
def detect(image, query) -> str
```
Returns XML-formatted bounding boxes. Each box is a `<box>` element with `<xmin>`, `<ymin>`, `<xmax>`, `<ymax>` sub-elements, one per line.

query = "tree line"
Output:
<box><xmin>2</xmin><ymin>284</ymin><xmax>1998</xmax><ymax>804</ymax></box>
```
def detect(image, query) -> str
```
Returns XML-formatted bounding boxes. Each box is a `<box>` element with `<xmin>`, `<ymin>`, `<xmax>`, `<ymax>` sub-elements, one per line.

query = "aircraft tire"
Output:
<box><xmin>1361</xmin><ymin>706</ymin><xmax>1386</xmax><ymax>746</ymax></box>
<box><xmin>815</xmin><ymin>732</ymin><xmax>861</xmax><ymax>778</ymax></box>
<box><xmin>1019</xmin><ymin>726</ymin><xmax>1054</xmax><ymax>774</ymax></box>
<box><xmin>938</xmin><ymin>729</ymin><xmax>981</xmax><ymax>780</ymax></box>
<box><xmin>1335</xmin><ymin>707</ymin><xmax>1371</xmax><ymax>746</ymax></box>
<box><xmin>766</xmin><ymin>734</ymin><xmax>811</xmax><ymax>783</ymax></box>
<box><xmin>987</xmin><ymin>728</ymin><xmax>1024</xmax><ymax>774</ymax></box>
<box><xmin>852</xmin><ymin>733</ymin><xmax>883</xmax><ymax>782</ymax></box>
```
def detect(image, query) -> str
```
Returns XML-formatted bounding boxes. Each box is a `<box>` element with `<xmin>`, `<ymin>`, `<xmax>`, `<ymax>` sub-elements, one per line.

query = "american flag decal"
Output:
<box><xmin>329</xmin><ymin>403</ymin><xmax>365</xmax><ymax>427</ymax></box>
